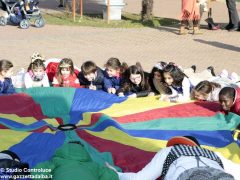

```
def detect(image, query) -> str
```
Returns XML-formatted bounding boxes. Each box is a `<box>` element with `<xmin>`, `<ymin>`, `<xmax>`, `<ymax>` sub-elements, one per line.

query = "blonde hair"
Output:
<box><xmin>192</xmin><ymin>80</ymin><xmax>221</xmax><ymax>99</ymax></box>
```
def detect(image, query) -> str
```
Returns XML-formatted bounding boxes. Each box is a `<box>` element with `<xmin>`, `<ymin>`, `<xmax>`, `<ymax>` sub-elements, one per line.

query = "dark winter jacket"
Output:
<box><xmin>78</xmin><ymin>67</ymin><xmax>105</xmax><ymax>90</ymax></box>
<box><xmin>103</xmin><ymin>73</ymin><xmax>122</xmax><ymax>91</ymax></box>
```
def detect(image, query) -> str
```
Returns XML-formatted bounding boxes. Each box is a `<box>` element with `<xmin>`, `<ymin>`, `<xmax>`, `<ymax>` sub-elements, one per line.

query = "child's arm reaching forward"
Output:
<box><xmin>177</xmin><ymin>77</ymin><xmax>191</xmax><ymax>102</ymax></box>
<box><xmin>117</xmin><ymin>148</ymin><xmax>171</xmax><ymax>180</ymax></box>
<box><xmin>52</xmin><ymin>77</ymin><xmax>60</xmax><ymax>87</ymax></box>
<box><xmin>42</xmin><ymin>73</ymin><xmax>50</xmax><ymax>87</ymax></box>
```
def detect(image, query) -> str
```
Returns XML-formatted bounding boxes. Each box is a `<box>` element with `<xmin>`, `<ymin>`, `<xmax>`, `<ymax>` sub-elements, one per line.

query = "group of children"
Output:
<box><xmin>0</xmin><ymin>54</ymin><xmax>240</xmax><ymax>179</ymax></box>
<box><xmin>0</xmin><ymin>53</ymin><xmax>240</xmax><ymax>117</ymax></box>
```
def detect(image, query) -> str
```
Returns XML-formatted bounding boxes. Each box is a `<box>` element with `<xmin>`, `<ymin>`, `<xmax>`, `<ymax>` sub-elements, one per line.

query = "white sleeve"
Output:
<box><xmin>216</xmin><ymin>153</ymin><xmax>240</xmax><ymax>180</ymax></box>
<box><xmin>24</xmin><ymin>73</ymin><xmax>33</xmax><ymax>88</ymax></box>
<box><xmin>117</xmin><ymin>148</ymin><xmax>171</xmax><ymax>180</ymax></box>
<box><xmin>168</xmin><ymin>86</ymin><xmax>178</xmax><ymax>97</ymax></box>
<box><xmin>42</xmin><ymin>73</ymin><xmax>50</xmax><ymax>87</ymax></box>
<box><xmin>177</xmin><ymin>77</ymin><xmax>191</xmax><ymax>102</ymax></box>
<box><xmin>52</xmin><ymin>77</ymin><xmax>59</xmax><ymax>86</ymax></box>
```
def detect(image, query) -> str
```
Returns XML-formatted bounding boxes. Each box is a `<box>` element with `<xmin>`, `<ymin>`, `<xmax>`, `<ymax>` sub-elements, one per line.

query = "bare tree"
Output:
<box><xmin>141</xmin><ymin>0</ymin><xmax>153</xmax><ymax>21</ymax></box>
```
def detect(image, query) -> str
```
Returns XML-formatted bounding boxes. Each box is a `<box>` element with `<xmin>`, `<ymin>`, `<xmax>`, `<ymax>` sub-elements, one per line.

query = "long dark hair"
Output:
<box><xmin>149</xmin><ymin>61</ymin><xmax>172</xmax><ymax>94</ymax></box>
<box><xmin>121</xmin><ymin>62</ymin><xmax>150</xmax><ymax>92</ymax></box>
<box><xmin>149</xmin><ymin>62</ymin><xmax>167</xmax><ymax>80</ymax></box>
<box><xmin>56</xmin><ymin>58</ymin><xmax>75</xmax><ymax>85</ymax></box>
<box><xmin>163</xmin><ymin>63</ymin><xmax>186</xmax><ymax>87</ymax></box>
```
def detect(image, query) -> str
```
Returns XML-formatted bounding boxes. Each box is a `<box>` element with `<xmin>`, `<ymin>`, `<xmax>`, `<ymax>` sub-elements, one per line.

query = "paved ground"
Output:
<box><xmin>0</xmin><ymin>0</ymin><xmax>239</xmax><ymax>74</ymax></box>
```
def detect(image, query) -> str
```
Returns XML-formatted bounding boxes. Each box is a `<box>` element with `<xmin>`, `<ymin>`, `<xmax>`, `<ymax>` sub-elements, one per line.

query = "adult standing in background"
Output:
<box><xmin>225</xmin><ymin>0</ymin><xmax>240</xmax><ymax>31</ymax></box>
<box><xmin>179</xmin><ymin>0</ymin><xmax>202</xmax><ymax>35</ymax></box>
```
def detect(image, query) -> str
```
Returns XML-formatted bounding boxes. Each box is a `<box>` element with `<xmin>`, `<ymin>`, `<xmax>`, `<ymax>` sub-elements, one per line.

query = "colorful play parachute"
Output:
<box><xmin>0</xmin><ymin>87</ymin><xmax>240</xmax><ymax>174</ymax></box>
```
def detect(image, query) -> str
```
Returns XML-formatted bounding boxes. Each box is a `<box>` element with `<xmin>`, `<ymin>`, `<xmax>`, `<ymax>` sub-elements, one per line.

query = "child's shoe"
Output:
<box><xmin>179</xmin><ymin>26</ymin><xmax>188</xmax><ymax>35</ymax></box>
<box><xmin>219</xmin><ymin>69</ymin><xmax>228</xmax><ymax>78</ymax></box>
<box><xmin>187</xmin><ymin>20</ymin><xmax>193</xmax><ymax>30</ymax></box>
<box><xmin>229</xmin><ymin>72</ymin><xmax>239</xmax><ymax>83</ymax></box>
<box><xmin>207</xmin><ymin>66</ymin><xmax>216</xmax><ymax>76</ymax></box>
<box><xmin>191</xmin><ymin>65</ymin><xmax>196</xmax><ymax>73</ymax></box>
<box><xmin>193</xmin><ymin>26</ymin><xmax>203</xmax><ymax>35</ymax></box>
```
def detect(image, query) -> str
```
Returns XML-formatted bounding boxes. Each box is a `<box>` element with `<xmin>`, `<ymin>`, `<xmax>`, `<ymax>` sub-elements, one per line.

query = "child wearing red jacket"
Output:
<box><xmin>53</xmin><ymin>58</ymin><xmax>81</xmax><ymax>88</ymax></box>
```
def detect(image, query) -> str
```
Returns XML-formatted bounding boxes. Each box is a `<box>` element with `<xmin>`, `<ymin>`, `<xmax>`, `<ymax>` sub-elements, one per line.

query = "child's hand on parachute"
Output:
<box><xmin>108</xmin><ymin>88</ymin><xmax>116</xmax><ymax>94</ymax></box>
<box><xmin>160</xmin><ymin>95</ymin><xmax>170</xmax><ymax>102</ymax></box>
<box><xmin>128</xmin><ymin>93</ymin><xmax>137</xmax><ymax>98</ymax></box>
<box><xmin>89</xmin><ymin>84</ymin><xmax>97</xmax><ymax>90</ymax></box>
<box><xmin>118</xmin><ymin>92</ymin><xmax>125</xmax><ymax>97</ymax></box>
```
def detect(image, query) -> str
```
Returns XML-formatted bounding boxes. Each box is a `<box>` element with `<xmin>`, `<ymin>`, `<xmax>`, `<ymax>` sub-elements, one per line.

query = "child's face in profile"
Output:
<box><xmin>61</xmin><ymin>67</ymin><xmax>71</xmax><ymax>78</ymax></box>
<box><xmin>164</xmin><ymin>72</ymin><xmax>173</xmax><ymax>86</ymax></box>
<box><xmin>84</xmin><ymin>72</ymin><xmax>97</xmax><ymax>82</ymax></box>
<box><xmin>130</xmin><ymin>74</ymin><xmax>142</xmax><ymax>85</ymax></box>
<box><xmin>106</xmin><ymin>67</ymin><xmax>119</xmax><ymax>77</ymax></box>
<box><xmin>194</xmin><ymin>91</ymin><xmax>207</xmax><ymax>100</ymax></box>
<box><xmin>154</xmin><ymin>71</ymin><xmax>162</xmax><ymax>81</ymax></box>
<box><xmin>33</xmin><ymin>67</ymin><xmax>44</xmax><ymax>78</ymax></box>
<box><xmin>219</xmin><ymin>95</ymin><xmax>234</xmax><ymax>111</ymax></box>
<box><xmin>2</xmin><ymin>67</ymin><xmax>13</xmax><ymax>78</ymax></box>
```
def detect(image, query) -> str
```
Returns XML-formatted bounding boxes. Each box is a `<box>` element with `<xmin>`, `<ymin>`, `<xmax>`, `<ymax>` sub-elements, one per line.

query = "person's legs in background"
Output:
<box><xmin>193</xmin><ymin>19</ymin><xmax>203</xmax><ymax>34</ymax></box>
<box><xmin>58</xmin><ymin>0</ymin><xmax>65</xmax><ymax>8</ymax></box>
<box><xmin>193</xmin><ymin>2</ymin><xmax>203</xmax><ymax>34</ymax></box>
<box><xmin>225</xmin><ymin>0</ymin><xmax>233</xmax><ymax>29</ymax></box>
<box><xmin>226</xmin><ymin>0</ymin><xmax>240</xmax><ymax>31</ymax></box>
<box><xmin>180</xmin><ymin>0</ymin><xmax>202</xmax><ymax>35</ymax></box>
<box><xmin>179</xmin><ymin>20</ymin><xmax>189</xmax><ymax>35</ymax></box>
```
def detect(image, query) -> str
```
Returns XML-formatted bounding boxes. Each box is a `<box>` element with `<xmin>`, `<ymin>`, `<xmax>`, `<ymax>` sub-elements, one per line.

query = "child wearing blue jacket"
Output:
<box><xmin>104</xmin><ymin>57</ymin><xmax>128</xmax><ymax>94</ymax></box>
<box><xmin>0</xmin><ymin>60</ymin><xmax>15</xmax><ymax>95</ymax></box>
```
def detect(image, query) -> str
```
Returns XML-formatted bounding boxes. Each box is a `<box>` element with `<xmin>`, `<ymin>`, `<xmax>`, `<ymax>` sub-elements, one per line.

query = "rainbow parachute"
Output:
<box><xmin>0</xmin><ymin>88</ymin><xmax>239</xmax><ymax>172</ymax></box>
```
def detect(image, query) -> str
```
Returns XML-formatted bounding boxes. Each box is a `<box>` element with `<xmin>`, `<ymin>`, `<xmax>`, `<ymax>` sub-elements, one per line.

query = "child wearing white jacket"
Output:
<box><xmin>24</xmin><ymin>53</ymin><xmax>49</xmax><ymax>88</ymax></box>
